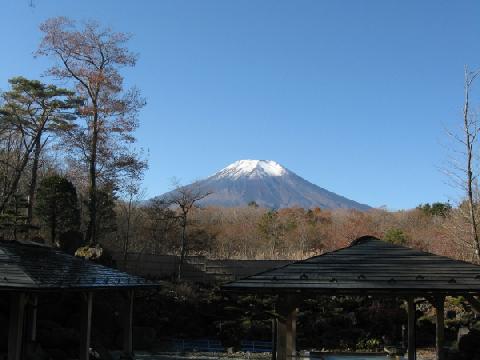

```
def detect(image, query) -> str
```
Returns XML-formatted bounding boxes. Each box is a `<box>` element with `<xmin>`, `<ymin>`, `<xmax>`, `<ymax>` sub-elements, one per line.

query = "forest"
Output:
<box><xmin>4</xmin><ymin>12</ymin><xmax>480</xmax><ymax>360</ymax></box>
<box><xmin>1</xmin><ymin>16</ymin><xmax>480</xmax><ymax>271</ymax></box>
<box><xmin>109</xmin><ymin>201</ymin><xmax>458</xmax><ymax>260</ymax></box>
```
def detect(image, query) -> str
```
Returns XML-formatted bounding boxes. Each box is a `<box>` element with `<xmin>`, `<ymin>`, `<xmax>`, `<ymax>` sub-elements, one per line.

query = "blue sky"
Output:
<box><xmin>1</xmin><ymin>0</ymin><xmax>479</xmax><ymax>209</ymax></box>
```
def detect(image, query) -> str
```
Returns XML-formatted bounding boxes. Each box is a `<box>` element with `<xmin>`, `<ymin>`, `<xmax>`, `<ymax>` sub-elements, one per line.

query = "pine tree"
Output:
<box><xmin>0</xmin><ymin>77</ymin><xmax>78</xmax><ymax>223</ymax></box>
<box><xmin>35</xmin><ymin>175</ymin><xmax>80</xmax><ymax>245</ymax></box>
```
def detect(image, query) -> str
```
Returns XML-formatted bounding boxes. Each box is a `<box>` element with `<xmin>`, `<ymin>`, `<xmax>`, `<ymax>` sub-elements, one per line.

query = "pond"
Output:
<box><xmin>132</xmin><ymin>354</ymin><xmax>404</xmax><ymax>360</ymax></box>
<box><xmin>319</xmin><ymin>355</ymin><xmax>401</xmax><ymax>360</ymax></box>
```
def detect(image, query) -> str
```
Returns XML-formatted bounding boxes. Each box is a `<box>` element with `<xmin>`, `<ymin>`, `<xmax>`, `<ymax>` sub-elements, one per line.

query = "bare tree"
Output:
<box><xmin>444</xmin><ymin>66</ymin><xmax>480</xmax><ymax>261</ymax></box>
<box><xmin>37</xmin><ymin>17</ymin><xmax>146</xmax><ymax>245</ymax></box>
<box><xmin>117</xmin><ymin>182</ymin><xmax>146</xmax><ymax>263</ymax></box>
<box><xmin>463</xmin><ymin>67</ymin><xmax>480</xmax><ymax>260</ymax></box>
<box><xmin>166</xmin><ymin>181</ymin><xmax>211</xmax><ymax>280</ymax></box>
<box><xmin>145</xmin><ymin>198</ymin><xmax>178</xmax><ymax>254</ymax></box>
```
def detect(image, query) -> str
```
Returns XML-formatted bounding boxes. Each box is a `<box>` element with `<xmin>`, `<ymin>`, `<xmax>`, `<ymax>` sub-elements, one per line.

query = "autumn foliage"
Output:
<box><xmin>107</xmin><ymin>202</ymin><xmax>466</xmax><ymax>262</ymax></box>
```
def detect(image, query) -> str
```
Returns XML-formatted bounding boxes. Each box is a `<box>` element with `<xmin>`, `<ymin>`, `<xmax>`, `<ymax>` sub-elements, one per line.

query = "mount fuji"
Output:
<box><xmin>160</xmin><ymin>160</ymin><xmax>371</xmax><ymax>210</ymax></box>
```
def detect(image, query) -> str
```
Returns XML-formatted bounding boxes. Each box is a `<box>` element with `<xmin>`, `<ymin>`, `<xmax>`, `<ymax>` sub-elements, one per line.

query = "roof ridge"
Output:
<box><xmin>223</xmin><ymin>235</ymin><xmax>480</xmax><ymax>293</ymax></box>
<box><xmin>349</xmin><ymin>235</ymin><xmax>381</xmax><ymax>246</ymax></box>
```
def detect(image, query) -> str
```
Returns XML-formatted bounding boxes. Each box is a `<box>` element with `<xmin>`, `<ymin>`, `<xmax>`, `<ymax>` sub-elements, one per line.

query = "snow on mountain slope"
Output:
<box><xmin>159</xmin><ymin>160</ymin><xmax>371</xmax><ymax>210</ymax></box>
<box><xmin>214</xmin><ymin>160</ymin><xmax>287</xmax><ymax>179</ymax></box>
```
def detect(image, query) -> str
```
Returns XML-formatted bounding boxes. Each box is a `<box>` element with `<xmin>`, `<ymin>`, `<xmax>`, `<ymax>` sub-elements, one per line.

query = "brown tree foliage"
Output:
<box><xmin>37</xmin><ymin>17</ymin><xmax>146</xmax><ymax>245</ymax></box>
<box><xmin>106</xmin><ymin>202</ymin><xmax>470</xmax><ymax>262</ymax></box>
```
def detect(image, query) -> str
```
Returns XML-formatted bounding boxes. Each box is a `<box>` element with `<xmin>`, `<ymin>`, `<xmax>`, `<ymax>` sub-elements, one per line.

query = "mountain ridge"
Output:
<box><xmin>159</xmin><ymin>160</ymin><xmax>371</xmax><ymax>210</ymax></box>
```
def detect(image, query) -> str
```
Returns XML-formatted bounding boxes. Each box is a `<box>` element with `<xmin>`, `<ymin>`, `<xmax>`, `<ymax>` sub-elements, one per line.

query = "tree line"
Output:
<box><xmin>0</xmin><ymin>17</ymin><xmax>146</xmax><ymax>253</ymax></box>
<box><xmin>110</xmin><ymin>200</ymin><xmax>469</xmax><ymax>262</ymax></box>
<box><xmin>2</xmin><ymin>16</ymin><xmax>480</xmax><ymax>271</ymax></box>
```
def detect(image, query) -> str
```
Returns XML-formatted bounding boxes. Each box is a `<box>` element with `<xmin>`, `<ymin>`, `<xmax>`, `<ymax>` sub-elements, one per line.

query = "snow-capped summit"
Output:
<box><xmin>158</xmin><ymin>160</ymin><xmax>371</xmax><ymax>210</ymax></box>
<box><xmin>214</xmin><ymin>160</ymin><xmax>287</xmax><ymax>179</ymax></box>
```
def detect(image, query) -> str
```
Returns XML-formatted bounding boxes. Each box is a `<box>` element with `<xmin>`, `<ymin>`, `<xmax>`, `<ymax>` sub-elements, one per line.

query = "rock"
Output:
<box><xmin>75</xmin><ymin>245</ymin><xmax>104</xmax><ymax>260</ymax></box>
<box><xmin>91</xmin><ymin>343</ymin><xmax>113</xmax><ymax>360</ymax></box>
<box><xmin>458</xmin><ymin>327</ymin><xmax>470</xmax><ymax>344</ymax></box>
<box><xmin>384</xmin><ymin>345</ymin><xmax>406</xmax><ymax>356</ymax></box>
<box><xmin>89</xmin><ymin>348</ymin><xmax>100</xmax><ymax>359</ymax></box>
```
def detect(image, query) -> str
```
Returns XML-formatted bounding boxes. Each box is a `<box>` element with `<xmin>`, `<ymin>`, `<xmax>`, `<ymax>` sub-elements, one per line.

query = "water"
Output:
<box><xmin>133</xmin><ymin>355</ymin><xmax>402</xmax><ymax>360</ymax></box>
<box><xmin>320</xmin><ymin>356</ymin><xmax>402</xmax><ymax>360</ymax></box>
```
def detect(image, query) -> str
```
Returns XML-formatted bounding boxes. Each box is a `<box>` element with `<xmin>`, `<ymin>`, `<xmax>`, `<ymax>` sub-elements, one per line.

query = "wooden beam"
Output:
<box><xmin>407</xmin><ymin>297</ymin><xmax>416</xmax><ymax>360</ymax></box>
<box><xmin>8</xmin><ymin>292</ymin><xmax>27</xmax><ymax>360</ymax></box>
<box><xmin>123</xmin><ymin>290</ymin><xmax>134</xmax><ymax>356</ymax></box>
<box><xmin>434</xmin><ymin>296</ymin><xmax>445</xmax><ymax>360</ymax></box>
<box><xmin>80</xmin><ymin>292</ymin><xmax>93</xmax><ymax>360</ymax></box>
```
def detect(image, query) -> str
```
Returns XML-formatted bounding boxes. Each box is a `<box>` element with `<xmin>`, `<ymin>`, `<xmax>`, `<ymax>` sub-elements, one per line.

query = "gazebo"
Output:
<box><xmin>224</xmin><ymin>236</ymin><xmax>480</xmax><ymax>360</ymax></box>
<box><xmin>0</xmin><ymin>239</ymin><xmax>160</xmax><ymax>360</ymax></box>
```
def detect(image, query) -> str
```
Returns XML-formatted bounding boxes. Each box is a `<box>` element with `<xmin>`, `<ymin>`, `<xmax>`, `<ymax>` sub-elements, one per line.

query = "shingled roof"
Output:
<box><xmin>0</xmin><ymin>240</ymin><xmax>158</xmax><ymax>291</ymax></box>
<box><xmin>224</xmin><ymin>236</ymin><xmax>480</xmax><ymax>295</ymax></box>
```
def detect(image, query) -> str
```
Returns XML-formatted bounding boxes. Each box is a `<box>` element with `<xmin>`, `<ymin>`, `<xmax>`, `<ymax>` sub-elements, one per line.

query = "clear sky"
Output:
<box><xmin>1</xmin><ymin>0</ymin><xmax>479</xmax><ymax>209</ymax></box>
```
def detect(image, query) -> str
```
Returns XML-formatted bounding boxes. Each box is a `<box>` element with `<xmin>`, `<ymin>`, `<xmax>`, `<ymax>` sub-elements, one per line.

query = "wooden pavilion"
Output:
<box><xmin>0</xmin><ymin>239</ymin><xmax>160</xmax><ymax>360</ymax></box>
<box><xmin>224</xmin><ymin>236</ymin><xmax>480</xmax><ymax>360</ymax></box>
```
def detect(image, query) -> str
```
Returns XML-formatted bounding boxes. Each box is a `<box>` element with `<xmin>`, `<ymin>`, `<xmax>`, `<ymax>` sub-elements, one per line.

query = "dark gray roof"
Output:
<box><xmin>0</xmin><ymin>240</ymin><xmax>159</xmax><ymax>291</ymax></box>
<box><xmin>224</xmin><ymin>236</ymin><xmax>480</xmax><ymax>295</ymax></box>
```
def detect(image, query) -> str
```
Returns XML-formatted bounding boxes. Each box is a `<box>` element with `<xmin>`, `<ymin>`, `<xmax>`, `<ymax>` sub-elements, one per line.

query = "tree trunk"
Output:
<box><xmin>86</xmin><ymin>111</ymin><xmax>99</xmax><ymax>246</ymax></box>
<box><xmin>50</xmin><ymin>217</ymin><xmax>56</xmax><ymax>245</ymax></box>
<box><xmin>123</xmin><ymin>198</ymin><xmax>133</xmax><ymax>263</ymax></box>
<box><xmin>178</xmin><ymin>217</ymin><xmax>187</xmax><ymax>281</ymax></box>
<box><xmin>0</xmin><ymin>139</ymin><xmax>35</xmax><ymax>214</ymax></box>
<box><xmin>27</xmin><ymin>134</ymin><xmax>42</xmax><ymax>225</ymax></box>
<box><xmin>49</xmin><ymin>185</ymin><xmax>57</xmax><ymax>246</ymax></box>
<box><xmin>464</xmin><ymin>67</ymin><xmax>480</xmax><ymax>261</ymax></box>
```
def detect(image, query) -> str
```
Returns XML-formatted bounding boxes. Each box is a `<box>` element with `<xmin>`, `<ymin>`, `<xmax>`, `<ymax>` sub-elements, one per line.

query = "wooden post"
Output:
<box><xmin>286</xmin><ymin>308</ymin><xmax>297</xmax><ymax>358</ymax></box>
<box><xmin>28</xmin><ymin>294</ymin><xmax>38</xmax><ymax>342</ymax></box>
<box><xmin>80</xmin><ymin>292</ymin><xmax>93</xmax><ymax>360</ymax></box>
<box><xmin>407</xmin><ymin>297</ymin><xmax>416</xmax><ymax>360</ymax></box>
<box><xmin>276</xmin><ymin>316</ymin><xmax>287</xmax><ymax>360</ymax></box>
<box><xmin>276</xmin><ymin>296</ymin><xmax>297</xmax><ymax>360</ymax></box>
<box><xmin>272</xmin><ymin>318</ymin><xmax>277</xmax><ymax>360</ymax></box>
<box><xmin>8</xmin><ymin>292</ymin><xmax>27</xmax><ymax>360</ymax></box>
<box><xmin>123</xmin><ymin>290</ymin><xmax>134</xmax><ymax>356</ymax></box>
<box><xmin>435</xmin><ymin>296</ymin><xmax>445</xmax><ymax>360</ymax></box>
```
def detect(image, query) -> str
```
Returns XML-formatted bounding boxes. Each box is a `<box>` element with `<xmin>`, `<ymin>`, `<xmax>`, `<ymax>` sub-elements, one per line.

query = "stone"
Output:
<box><xmin>75</xmin><ymin>245</ymin><xmax>104</xmax><ymax>260</ymax></box>
<box><xmin>457</xmin><ymin>327</ymin><xmax>470</xmax><ymax>345</ymax></box>
<box><xmin>384</xmin><ymin>345</ymin><xmax>406</xmax><ymax>356</ymax></box>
